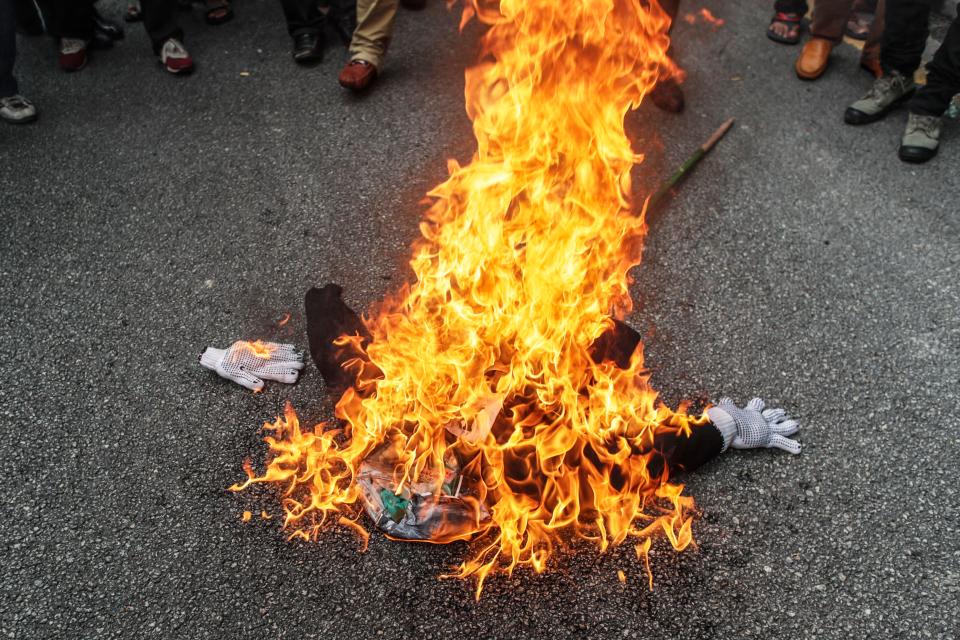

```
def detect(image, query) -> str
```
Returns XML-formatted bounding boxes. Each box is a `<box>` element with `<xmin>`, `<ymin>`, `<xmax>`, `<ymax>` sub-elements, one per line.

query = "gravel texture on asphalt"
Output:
<box><xmin>1</xmin><ymin>0</ymin><xmax>958</xmax><ymax>638</ymax></box>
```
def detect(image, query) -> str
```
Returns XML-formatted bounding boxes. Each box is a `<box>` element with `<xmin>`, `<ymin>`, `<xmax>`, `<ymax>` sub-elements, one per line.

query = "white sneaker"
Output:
<box><xmin>0</xmin><ymin>95</ymin><xmax>38</xmax><ymax>124</ymax></box>
<box><xmin>159</xmin><ymin>38</ymin><xmax>194</xmax><ymax>75</ymax></box>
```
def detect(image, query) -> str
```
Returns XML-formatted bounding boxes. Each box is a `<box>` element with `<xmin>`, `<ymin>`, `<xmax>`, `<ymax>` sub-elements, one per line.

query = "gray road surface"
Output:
<box><xmin>1</xmin><ymin>0</ymin><xmax>958</xmax><ymax>638</ymax></box>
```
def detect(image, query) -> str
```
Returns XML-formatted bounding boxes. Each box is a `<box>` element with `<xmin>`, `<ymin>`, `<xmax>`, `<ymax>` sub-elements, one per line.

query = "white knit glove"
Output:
<box><xmin>706</xmin><ymin>397</ymin><xmax>801</xmax><ymax>454</ymax></box>
<box><xmin>199</xmin><ymin>340</ymin><xmax>304</xmax><ymax>391</ymax></box>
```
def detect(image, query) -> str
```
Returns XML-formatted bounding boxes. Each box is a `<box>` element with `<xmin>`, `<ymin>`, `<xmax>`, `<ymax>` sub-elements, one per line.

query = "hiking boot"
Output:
<box><xmin>844</xmin><ymin>71</ymin><xmax>914</xmax><ymax>125</ymax></box>
<box><xmin>898</xmin><ymin>113</ymin><xmax>941</xmax><ymax>164</ymax></box>
<box><xmin>160</xmin><ymin>38</ymin><xmax>194</xmax><ymax>75</ymax></box>
<box><xmin>0</xmin><ymin>95</ymin><xmax>38</xmax><ymax>124</ymax></box>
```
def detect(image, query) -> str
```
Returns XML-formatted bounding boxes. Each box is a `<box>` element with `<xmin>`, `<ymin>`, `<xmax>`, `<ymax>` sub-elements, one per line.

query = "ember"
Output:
<box><xmin>235</xmin><ymin>0</ymin><xmax>714</xmax><ymax>596</ymax></box>
<box><xmin>684</xmin><ymin>8</ymin><xmax>725</xmax><ymax>27</ymax></box>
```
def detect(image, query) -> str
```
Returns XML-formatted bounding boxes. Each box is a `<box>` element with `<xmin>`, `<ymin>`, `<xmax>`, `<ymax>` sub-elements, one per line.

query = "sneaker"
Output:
<box><xmin>844</xmin><ymin>71</ymin><xmax>915</xmax><ymax>125</ymax></box>
<box><xmin>0</xmin><ymin>95</ymin><xmax>38</xmax><ymax>124</ymax></box>
<box><xmin>898</xmin><ymin>113</ymin><xmax>941</xmax><ymax>164</ymax></box>
<box><xmin>59</xmin><ymin>38</ymin><xmax>89</xmax><ymax>72</ymax></box>
<box><xmin>160</xmin><ymin>38</ymin><xmax>194</xmax><ymax>75</ymax></box>
<box><xmin>338</xmin><ymin>59</ymin><xmax>377</xmax><ymax>91</ymax></box>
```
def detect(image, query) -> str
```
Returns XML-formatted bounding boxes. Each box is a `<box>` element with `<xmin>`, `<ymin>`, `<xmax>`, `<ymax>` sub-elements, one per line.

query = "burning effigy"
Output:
<box><xmin>209</xmin><ymin>0</ymin><xmax>802</xmax><ymax>597</ymax></box>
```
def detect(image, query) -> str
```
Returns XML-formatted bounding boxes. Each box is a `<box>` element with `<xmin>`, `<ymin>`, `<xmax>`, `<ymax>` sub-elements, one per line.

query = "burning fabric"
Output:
<box><xmin>295</xmin><ymin>284</ymin><xmax>800</xmax><ymax>545</ymax></box>
<box><xmin>228</xmin><ymin>284</ymin><xmax>800</xmax><ymax>592</ymax></box>
<box><xmin>228</xmin><ymin>0</ymin><xmax>802</xmax><ymax>597</ymax></box>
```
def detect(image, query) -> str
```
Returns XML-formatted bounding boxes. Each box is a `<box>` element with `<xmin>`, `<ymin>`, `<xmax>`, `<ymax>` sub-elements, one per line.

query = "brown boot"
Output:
<box><xmin>795</xmin><ymin>38</ymin><xmax>833</xmax><ymax>80</ymax></box>
<box><xmin>339</xmin><ymin>59</ymin><xmax>378</xmax><ymax>91</ymax></box>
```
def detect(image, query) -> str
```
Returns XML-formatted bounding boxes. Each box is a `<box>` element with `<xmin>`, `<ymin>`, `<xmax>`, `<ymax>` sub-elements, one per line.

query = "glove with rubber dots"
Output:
<box><xmin>199</xmin><ymin>340</ymin><xmax>304</xmax><ymax>392</ymax></box>
<box><xmin>706</xmin><ymin>397</ymin><xmax>801</xmax><ymax>454</ymax></box>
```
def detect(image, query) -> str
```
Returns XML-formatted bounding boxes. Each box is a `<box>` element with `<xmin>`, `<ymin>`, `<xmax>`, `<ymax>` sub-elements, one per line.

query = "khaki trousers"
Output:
<box><xmin>349</xmin><ymin>0</ymin><xmax>399</xmax><ymax>69</ymax></box>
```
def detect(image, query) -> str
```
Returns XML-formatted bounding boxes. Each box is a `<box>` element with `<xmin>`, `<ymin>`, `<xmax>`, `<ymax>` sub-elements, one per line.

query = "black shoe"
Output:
<box><xmin>898</xmin><ymin>144</ymin><xmax>938</xmax><ymax>163</ymax></box>
<box><xmin>650</xmin><ymin>77</ymin><xmax>685</xmax><ymax>113</ymax></box>
<box><xmin>292</xmin><ymin>32</ymin><xmax>325</xmax><ymax>66</ymax></box>
<box><xmin>93</xmin><ymin>9</ymin><xmax>125</xmax><ymax>41</ymax></box>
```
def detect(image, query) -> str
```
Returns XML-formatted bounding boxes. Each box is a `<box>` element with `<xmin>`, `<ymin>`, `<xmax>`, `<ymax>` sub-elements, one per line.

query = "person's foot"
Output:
<box><xmin>59</xmin><ymin>38</ymin><xmax>89</xmax><ymax>72</ymax></box>
<box><xmin>204</xmin><ymin>0</ymin><xmax>234</xmax><ymax>25</ymax></box>
<box><xmin>0</xmin><ymin>95</ymin><xmax>38</xmax><ymax>124</ymax></box>
<box><xmin>795</xmin><ymin>38</ymin><xmax>832</xmax><ymax>80</ymax></box>
<box><xmin>93</xmin><ymin>9</ymin><xmax>125</xmax><ymax>40</ymax></box>
<box><xmin>292</xmin><ymin>32</ymin><xmax>324</xmax><ymax>65</ymax></box>
<box><xmin>125</xmin><ymin>3</ymin><xmax>143</xmax><ymax>22</ymax></box>
<box><xmin>844</xmin><ymin>70</ymin><xmax>915</xmax><ymax>125</ymax></box>
<box><xmin>898</xmin><ymin>113</ymin><xmax>941</xmax><ymax>163</ymax></box>
<box><xmin>338</xmin><ymin>59</ymin><xmax>377</xmax><ymax>91</ymax></box>
<box><xmin>400</xmin><ymin>0</ymin><xmax>427</xmax><ymax>9</ymax></box>
<box><xmin>649</xmin><ymin>77</ymin><xmax>685</xmax><ymax>113</ymax></box>
<box><xmin>767</xmin><ymin>12</ymin><xmax>802</xmax><ymax>44</ymax></box>
<box><xmin>160</xmin><ymin>38</ymin><xmax>194</xmax><ymax>74</ymax></box>
<box><xmin>844</xmin><ymin>11</ymin><xmax>873</xmax><ymax>40</ymax></box>
<box><xmin>90</xmin><ymin>12</ymin><xmax>121</xmax><ymax>51</ymax></box>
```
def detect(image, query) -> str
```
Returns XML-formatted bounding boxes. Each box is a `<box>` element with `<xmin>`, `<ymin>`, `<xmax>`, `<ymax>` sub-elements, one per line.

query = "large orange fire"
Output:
<box><xmin>234</xmin><ymin>0</ymin><xmax>706</xmax><ymax>596</ymax></box>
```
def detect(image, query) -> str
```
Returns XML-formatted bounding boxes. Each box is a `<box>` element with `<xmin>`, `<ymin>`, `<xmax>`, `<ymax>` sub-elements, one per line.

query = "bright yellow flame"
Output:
<box><xmin>234</xmin><ymin>0</ymin><xmax>707</xmax><ymax>597</ymax></box>
<box><xmin>233</xmin><ymin>340</ymin><xmax>275</xmax><ymax>360</ymax></box>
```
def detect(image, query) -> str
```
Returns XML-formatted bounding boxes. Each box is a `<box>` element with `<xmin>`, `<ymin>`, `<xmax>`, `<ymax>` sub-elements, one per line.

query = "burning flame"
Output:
<box><xmin>684</xmin><ymin>7</ymin><xmax>724</xmax><ymax>27</ymax></box>
<box><xmin>234</xmin><ymin>0</ymin><xmax>706</xmax><ymax>596</ymax></box>
<box><xmin>233</xmin><ymin>340</ymin><xmax>275</xmax><ymax>360</ymax></box>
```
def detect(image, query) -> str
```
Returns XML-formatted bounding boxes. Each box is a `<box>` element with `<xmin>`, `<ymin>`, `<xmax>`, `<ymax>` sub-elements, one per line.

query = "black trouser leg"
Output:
<box><xmin>15</xmin><ymin>0</ymin><xmax>49</xmax><ymax>35</ymax></box>
<box><xmin>909</xmin><ymin>12</ymin><xmax>960</xmax><ymax>116</ymax></box>
<box><xmin>279</xmin><ymin>0</ymin><xmax>324</xmax><ymax>37</ymax></box>
<box><xmin>139</xmin><ymin>0</ymin><xmax>182</xmax><ymax>53</ymax></box>
<box><xmin>1</xmin><ymin>0</ymin><xmax>18</xmax><ymax>96</ymax></box>
<box><xmin>879</xmin><ymin>0</ymin><xmax>932</xmax><ymax>76</ymax></box>
<box><xmin>774</xmin><ymin>0</ymin><xmax>809</xmax><ymax>14</ymax></box>
<box><xmin>49</xmin><ymin>0</ymin><xmax>95</xmax><ymax>40</ymax></box>
<box><xmin>328</xmin><ymin>0</ymin><xmax>356</xmax><ymax>44</ymax></box>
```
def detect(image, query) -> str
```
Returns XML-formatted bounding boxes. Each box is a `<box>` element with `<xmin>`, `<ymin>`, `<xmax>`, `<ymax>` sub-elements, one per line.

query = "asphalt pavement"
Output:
<box><xmin>1</xmin><ymin>0</ymin><xmax>958</xmax><ymax>638</ymax></box>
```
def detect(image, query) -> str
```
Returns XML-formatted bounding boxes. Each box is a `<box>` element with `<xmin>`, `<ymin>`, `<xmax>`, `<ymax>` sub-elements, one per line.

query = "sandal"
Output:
<box><xmin>844</xmin><ymin>12</ymin><xmax>873</xmax><ymax>40</ymax></box>
<box><xmin>204</xmin><ymin>0</ymin><xmax>233</xmax><ymax>24</ymax></box>
<box><xmin>124</xmin><ymin>2</ymin><xmax>142</xmax><ymax>22</ymax></box>
<box><xmin>767</xmin><ymin>12</ymin><xmax>802</xmax><ymax>45</ymax></box>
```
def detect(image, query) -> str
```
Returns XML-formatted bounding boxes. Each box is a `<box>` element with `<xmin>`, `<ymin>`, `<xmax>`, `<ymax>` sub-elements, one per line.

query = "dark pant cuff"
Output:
<box><xmin>151</xmin><ymin>29</ymin><xmax>185</xmax><ymax>55</ymax></box>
